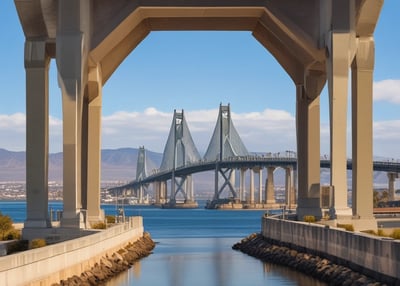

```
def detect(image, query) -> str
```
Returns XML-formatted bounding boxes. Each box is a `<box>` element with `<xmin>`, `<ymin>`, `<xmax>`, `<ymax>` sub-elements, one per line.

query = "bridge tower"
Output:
<box><xmin>160</xmin><ymin>110</ymin><xmax>201</xmax><ymax>207</ymax></box>
<box><xmin>204</xmin><ymin>104</ymin><xmax>249</xmax><ymax>207</ymax></box>
<box><xmin>135</xmin><ymin>146</ymin><xmax>149</xmax><ymax>204</ymax></box>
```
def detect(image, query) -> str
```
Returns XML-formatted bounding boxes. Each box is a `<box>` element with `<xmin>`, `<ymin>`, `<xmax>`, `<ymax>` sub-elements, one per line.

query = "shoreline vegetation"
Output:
<box><xmin>52</xmin><ymin>232</ymin><xmax>155</xmax><ymax>286</ymax></box>
<box><xmin>233</xmin><ymin>233</ymin><xmax>394</xmax><ymax>286</ymax></box>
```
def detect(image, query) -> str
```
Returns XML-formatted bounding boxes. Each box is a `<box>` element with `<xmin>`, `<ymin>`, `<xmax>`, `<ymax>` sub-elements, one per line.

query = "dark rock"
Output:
<box><xmin>233</xmin><ymin>233</ymin><xmax>394</xmax><ymax>286</ymax></box>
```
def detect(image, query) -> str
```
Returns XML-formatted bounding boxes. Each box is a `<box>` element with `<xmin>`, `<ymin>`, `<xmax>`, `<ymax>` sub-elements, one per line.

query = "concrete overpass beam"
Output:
<box><xmin>23</xmin><ymin>40</ymin><xmax>52</xmax><ymax>231</ymax></box>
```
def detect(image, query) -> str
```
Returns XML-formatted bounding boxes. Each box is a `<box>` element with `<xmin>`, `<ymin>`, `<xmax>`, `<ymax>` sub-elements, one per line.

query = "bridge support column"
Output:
<box><xmin>292</xmin><ymin>169</ymin><xmax>297</xmax><ymax>207</ymax></box>
<box><xmin>83</xmin><ymin>65</ymin><xmax>104</xmax><ymax>225</ymax></box>
<box><xmin>240</xmin><ymin>168</ymin><xmax>246</xmax><ymax>202</ymax></box>
<box><xmin>57</xmin><ymin>0</ymin><xmax>91</xmax><ymax>228</ymax></box>
<box><xmin>258</xmin><ymin>168</ymin><xmax>263</xmax><ymax>204</ymax></box>
<box><xmin>230</xmin><ymin>169</ymin><xmax>236</xmax><ymax>199</ymax></box>
<box><xmin>326</xmin><ymin>2</ymin><xmax>355</xmax><ymax>218</ymax></box>
<box><xmin>351</xmin><ymin>37</ymin><xmax>376</xmax><ymax>227</ymax></box>
<box><xmin>266</xmin><ymin>167</ymin><xmax>276</xmax><ymax>205</ymax></box>
<box><xmin>23</xmin><ymin>40</ymin><xmax>52</xmax><ymax>233</ymax></box>
<box><xmin>387</xmin><ymin>173</ymin><xmax>398</xmax><ymax>201</ymax></box>
<box><xmin>158</xmin><ymin>181</ymin><xmax>168</xmax><ymax>204</ymax></box>
<box><xmin>285</xmin><ymin>167</ymin><xmax>293</xmax><ymax>208</ymax></box>
<box><xmin>154</xmin><ymin>181</ymin><xmax>160</xmax><ymax>204</ymax></box>
<box><xmin>296</xmin><ymin>73</ymin><xmax>323</xmax><ymax>219</ymax></box>
<box><xmin>249</xmin><ymin>169</ymin><xmax>255</xmax><ymax>204</ymax></box>
<box><xmin>186</xmin><ymin>175</ymin><xmax>194</xmax><ymax>202</ymax></box>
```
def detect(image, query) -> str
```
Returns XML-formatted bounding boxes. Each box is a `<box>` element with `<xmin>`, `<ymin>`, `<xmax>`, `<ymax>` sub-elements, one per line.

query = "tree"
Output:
<box><xmin>0</xmin><ymin>211</ymin><xmax>13</xmax><ymax>240</ymax></box>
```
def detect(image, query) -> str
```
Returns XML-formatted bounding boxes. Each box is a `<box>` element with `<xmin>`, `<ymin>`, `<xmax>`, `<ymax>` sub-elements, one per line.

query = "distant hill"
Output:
<box><xmin>0</xmin><ymin>148</ymin><xmax>162</xmax><ymax>182</ymax></box>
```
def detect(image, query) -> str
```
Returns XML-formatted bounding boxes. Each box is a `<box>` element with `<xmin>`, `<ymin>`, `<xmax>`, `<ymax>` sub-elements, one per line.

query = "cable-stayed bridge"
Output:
<box><xmin>112</xmin><ymin>104</ymin><xmax>400</xmax><ymax>209</ymax></box>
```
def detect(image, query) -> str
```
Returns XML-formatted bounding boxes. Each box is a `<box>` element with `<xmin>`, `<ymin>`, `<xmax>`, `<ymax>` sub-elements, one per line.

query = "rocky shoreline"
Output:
<box><xmin>233</xmin><ymin>233</ymin><xmax>392</xmax><ymax>286</ymax></box>
<box><xmin>52</xmin><ymin>232</ymin><xmax>155</xmax><ymax>286</ymax></box>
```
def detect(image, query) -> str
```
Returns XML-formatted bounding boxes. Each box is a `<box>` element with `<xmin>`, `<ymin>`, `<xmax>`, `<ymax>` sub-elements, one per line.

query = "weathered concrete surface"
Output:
<box><xmin>261</xmin><ymin>216</ymin><xmax>400</xmax><ymax>284</ymax></box>
<box><xmin>0</xmin><ymin>217</ymin><xmax>144</xmax><ymax>286</ymax></box>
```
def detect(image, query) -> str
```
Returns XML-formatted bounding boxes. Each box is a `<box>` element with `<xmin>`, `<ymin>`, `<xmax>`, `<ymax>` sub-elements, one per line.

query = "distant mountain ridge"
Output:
<box><xmin>0</xmin><ymin>148</ymin><xmax>162</xmax><ymax>182</ymax></box>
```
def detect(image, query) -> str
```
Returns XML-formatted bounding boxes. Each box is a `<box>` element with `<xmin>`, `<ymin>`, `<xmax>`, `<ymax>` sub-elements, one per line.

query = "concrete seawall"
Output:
<box><xmin>262</xmin><ymin>216</ymin><xmax>400</xmax><ymax>282</ymax></box>
<box><xmin>0</xmin><ymin>217</ymin><xmax>144</xmax><ymax>286</ymax></box>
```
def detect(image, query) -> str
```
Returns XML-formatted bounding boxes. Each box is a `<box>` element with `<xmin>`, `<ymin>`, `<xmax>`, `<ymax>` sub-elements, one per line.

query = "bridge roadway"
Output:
<box><xmin>121</xmin><ymin>156</ymin><xmax>400</xmax><ymax>190</ymax></box>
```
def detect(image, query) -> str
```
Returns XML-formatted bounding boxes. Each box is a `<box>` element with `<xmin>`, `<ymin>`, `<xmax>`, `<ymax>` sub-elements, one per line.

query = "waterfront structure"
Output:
<box><xmin>112</xmin><ymin>104</ymin><xmax>295</xmax><ymax>209</ymax></box>
<box><xmin>160</xmin><ymin>110</ymin><xmax>201</xmax><ymax>207</ymax></box>
<box><xmin>15</xmin><ymin>0</ymin><xmax>383</xmax><ymax>235</ymax></box>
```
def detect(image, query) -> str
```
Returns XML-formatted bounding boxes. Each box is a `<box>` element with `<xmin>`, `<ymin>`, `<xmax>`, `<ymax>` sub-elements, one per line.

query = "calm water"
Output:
<box><xmin>0</xmin><ymin>201</ymin><xmax>326</xmax><ymax>286</ymax></box>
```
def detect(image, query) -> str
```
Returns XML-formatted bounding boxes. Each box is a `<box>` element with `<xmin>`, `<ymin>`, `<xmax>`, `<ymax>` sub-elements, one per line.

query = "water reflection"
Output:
<box><xmin>105</xmin><ymin>237</ymin><xmax>327</xmax><ymax>286</ymax></box>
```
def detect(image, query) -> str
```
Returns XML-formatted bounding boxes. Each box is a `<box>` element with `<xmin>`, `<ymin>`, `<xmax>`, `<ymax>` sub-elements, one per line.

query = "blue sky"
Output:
<box><xmin>1</xmin><ymin>1</ymin><xmax>399</xmax><ymax>158</ymax></box>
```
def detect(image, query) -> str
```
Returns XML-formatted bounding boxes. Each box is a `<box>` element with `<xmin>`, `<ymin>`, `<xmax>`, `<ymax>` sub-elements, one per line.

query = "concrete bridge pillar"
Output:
<box><xmin>154</xmin><ymin>182</ymin><xmax>160</xmax><ymax>204</ymax></box>
<box><xmin>326</xmin><ymin>1</ymin><xmax>356</xmax><ymax>218</ymax></box>
<box><xmin>285</xmin><ymin>167</ymin><xmax>293</xmax><ymax>208</ymax></box>
<box><xmin>23</xmin><ymin>40</ymin><xmax>51</xmax><ymax>230</ymax></box>
<box><xmin>230</xmin><ymin>169</ymin><xmax>236</xmax><ymax>196</ymax></box>
<box><xmin>160</xmin><ymin>181</ymin><xmax>168</xmax><ymax>204</ymax></box>
<box><xmin>266</xmin><ymin>167</ymin><xmax>276</xmax><ymax>204</ymax></box>
<box><xmin>387</xmin><ymin>173</ymin><xmax>398</xmax><ymax>201</ymax></box>
<box><xmin>249</xmin><ymin>169</ymin><xmax>255</xmax><ymax>204</ymax></box>
<box><xmin>240</xmin><ymin>168</ymin><xmax>246</xmax><ymax>202</ymax></box>
<box><xmin>296</xmin><ymin>75</ymin><xmax>323</xmax><ymax>219</ymax></box>
<box><xmin>83</xmin><ymin>65</ymin><xmax>104</xmax><ymax>224</ymax></box>
<box><xmin>138</xmin><ymin>185</ymin><xmax>144</xmax><ymax>203</ymax></box>
<box><xmin>291</xmin><ymin>168</ymin><xmax>297</xmax><ymax>207</ymax></box>
<box><xmin>186</xmin><ymin>175</ymin><xmax>194</xmax><ymax>202</ymax></box>
<box><xmin>258</xmin><ymin>168</ymin><xmax>263</xmax><ymax>204</ymax></box>
<box><xmin>351</xmin><ymin>37</ymin><xmax>375</xmax><ymax>222</ymax></box>
<box><xmin>57</xmin><ymin>0</ymin><xmax>91</xmax><ymax>228</ymax></box>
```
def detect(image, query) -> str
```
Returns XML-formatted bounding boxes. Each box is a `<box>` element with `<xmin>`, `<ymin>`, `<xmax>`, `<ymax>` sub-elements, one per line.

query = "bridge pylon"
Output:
<box><xmin>204</xmin><ymin>104</ymin><xmax>249</xmax><ymax>208</ymax></box>
<box><xmin>160</xmin><ymin>110</ymin><xmax>201</xmax><ymax>208</ymax></box>
<box><xmin>135</xmin><ymin>146</ymin><xmax>150</xmax><ymax>204</ymax></box>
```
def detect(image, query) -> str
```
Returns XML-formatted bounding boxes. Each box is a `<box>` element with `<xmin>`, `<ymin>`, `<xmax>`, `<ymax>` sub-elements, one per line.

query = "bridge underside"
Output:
<box><xmin>15</xmin><ymin>0</ymin><xmax>383</xmax><ymax>235</ymax></box>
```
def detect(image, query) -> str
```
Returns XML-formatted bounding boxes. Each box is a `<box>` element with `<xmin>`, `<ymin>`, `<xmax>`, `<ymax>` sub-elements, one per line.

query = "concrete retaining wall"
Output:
<box><xmin>0</xmin><ymin>217</ymin><xmax>144</xmax><ymax>286</ymax></box>
<box><xmin>262</xmin><ymin>216</ymin><xmax>400</xmax><ymax>281</ymax></box>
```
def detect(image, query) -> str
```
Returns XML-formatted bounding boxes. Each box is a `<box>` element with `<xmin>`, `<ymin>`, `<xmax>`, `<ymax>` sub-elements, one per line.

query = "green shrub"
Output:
<box><xmin>29</xmin><ymin>238</ymin><xmax>47</xmax><ymax>249</ymax></box>
<box><xmin>337</xmin><ymin>223</ymin><xmax>354</xmax><ymax>232</ymax></box>
<box><xmin>390</xmin><ymin>229</ymin><xmax>400</xmax><ymax>239</ymax></box>
<box><xmin>92</xmin><ymin>222</ymin><xmax>106</xmax><ymax>229</ymax></box>
<box><xmin>0</xmin><ymin>212</ymin><xmax>13</xmax><ymax>240</ymax></box>
<box><xmin>303</xmin><ymin>215</ymin><xmax>316</xmax><ymax>223</ymax></box>
<box><xmin>5</xmin><ymin>229</ymin><xmax>21</xmax><ymax>240</ymax></box>
<box><xmin>105</xmin><ymin>215</ymin><xmax>115</xmax><ymax>224</ymax></box>
<box><xmin>361</xmin><ymin>229</ymin><xmax>376</xmax><ymax>235</ymax></box>
<box><xmin>377</xmin><ymin>229</ymin><xmax>386</xmax><ymax>237</ymax></box>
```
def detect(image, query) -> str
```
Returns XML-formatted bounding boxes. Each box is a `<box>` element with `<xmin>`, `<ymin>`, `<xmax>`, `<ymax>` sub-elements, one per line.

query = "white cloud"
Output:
<box><xmin>101</xmin><ymin>107</ymin><xmax>298</xmax><ymax>153</ymax></box>
<box><xmin>0</xmin><ymin>113</ymin><xmax>25</xmax><ymax>131</ymax></box>
<box><xmin>2</xmin><ymin>108</ymin><xmax>400</xmax><ymax>158</ymax></box>
<box><xmin>374</xmin><ymin>79</ymin><xmax>400</xmax><ymax>103</ymax></box>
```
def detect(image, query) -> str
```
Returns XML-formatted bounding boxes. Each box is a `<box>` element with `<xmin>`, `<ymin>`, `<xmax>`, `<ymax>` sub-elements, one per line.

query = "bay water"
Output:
<box><xmin>0</xmin><ymin>201</ymin><xmax>326</xmax><ymax>285</ymax></box>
